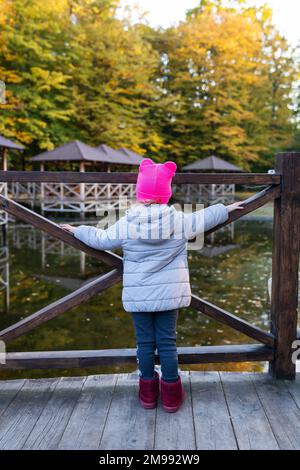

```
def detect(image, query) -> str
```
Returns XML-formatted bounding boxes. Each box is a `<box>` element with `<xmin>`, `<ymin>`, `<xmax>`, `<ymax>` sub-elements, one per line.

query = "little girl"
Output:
<box><xmin>61</xmin><ymin>158</ymin><xmax>243</xmax><ymax>413</ymax></box>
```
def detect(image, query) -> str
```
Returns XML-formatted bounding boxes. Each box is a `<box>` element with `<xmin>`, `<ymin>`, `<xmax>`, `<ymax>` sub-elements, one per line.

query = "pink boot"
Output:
<box><xmin>160</xmin><ymin>375</ymin><xmax>185</xmax><ymax>413</ymax></box>
<box><xmin>139</xmin><ymin>371</ymin><xmax>159</xmax><ymax>409</ymax></box>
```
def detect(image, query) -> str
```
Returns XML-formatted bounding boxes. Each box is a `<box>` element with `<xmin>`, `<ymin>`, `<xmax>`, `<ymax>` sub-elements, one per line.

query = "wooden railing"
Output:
<box><xmin>0</xmin><ymin>152</ymin><xmax>299</xmax><ymax>379</ymax></box>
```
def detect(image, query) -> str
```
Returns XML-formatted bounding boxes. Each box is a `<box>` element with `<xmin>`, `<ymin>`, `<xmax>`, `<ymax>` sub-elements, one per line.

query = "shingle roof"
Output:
<box><xmin>30</xmin><ymin>141</ymin><xmax>141</xmax><ymax>166</ymax></box>
<box><xmin>118</xmin><ymin>147</ymin><xmax>144</xmax><ymax>165</ymax></box>
<box><xmin>183</xmin><ymin>155</ymin><xmax>243</xmax><ymax>172</ymax></box>
<box><xmin>96</xmin><ymin>144</ymin><xmax>134</xmax><ymax>165</ymax></box>
<box><xmin>30</xmin><ymin>141</ymin><xmax>106</xmax><ymax>162</ymax></box>
<box><xmin>0</xmin><ymin>135</ymin><xmax>24</xmax><ymax>150</ymax></box>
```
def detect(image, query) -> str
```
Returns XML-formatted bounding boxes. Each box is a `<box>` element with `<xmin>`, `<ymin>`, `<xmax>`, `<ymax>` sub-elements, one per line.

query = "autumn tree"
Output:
<box><xmin>70</xmin><ymin>1</ymin><xmax>166</xmax><ymax>156</ymax></box>
<box><xmin>0</xmin><ymin>0</ymin><xmax>298</xmax><ymax>170</ymax></box>
<box><xmin>0</xmin><ymin>0</ymin><xmax>76</xmax><ymax>161</ymax></box>
<box><xmin>152</xmin><ymin>0</ymin><xmax>297</xmax><ymax>170</ymax></box>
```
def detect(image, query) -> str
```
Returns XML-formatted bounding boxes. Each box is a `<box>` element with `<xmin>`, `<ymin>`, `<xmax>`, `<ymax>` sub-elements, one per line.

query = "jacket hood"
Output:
<box><xmin>125</xmin><ymin>203</ymin><xmax>176</xmax><ymax>243</ymax></box>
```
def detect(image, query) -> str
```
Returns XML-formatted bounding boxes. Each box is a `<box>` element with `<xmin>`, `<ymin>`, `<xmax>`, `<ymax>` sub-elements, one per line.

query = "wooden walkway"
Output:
<box><xmin>1</xmin><ymin>371</ymin><xmax>300</xmax><ymax>450</ymax></box>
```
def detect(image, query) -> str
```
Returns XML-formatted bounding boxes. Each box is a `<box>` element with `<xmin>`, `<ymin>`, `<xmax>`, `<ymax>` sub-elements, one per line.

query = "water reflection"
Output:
<box><xmin>0</xmin><ymin>245</ymin><xmax>9</xmax><ymax>314</ymax></box>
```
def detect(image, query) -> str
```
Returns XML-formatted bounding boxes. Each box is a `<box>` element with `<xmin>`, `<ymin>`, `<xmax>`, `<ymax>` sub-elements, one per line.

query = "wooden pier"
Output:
<box><xmin>1</xmin><ymin>371</ymin><xmax>300</xmax><ymax>450</ymax></box>
<box><xmin>0</xmin><ymin>152</ymin><xmax>300</xmax><ymax>450</ymax></box>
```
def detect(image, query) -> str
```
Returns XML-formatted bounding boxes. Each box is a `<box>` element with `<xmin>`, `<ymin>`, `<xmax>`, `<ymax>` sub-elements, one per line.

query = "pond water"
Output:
<box><xmin>0</xmin><ymin>201</ymin><xmax>298</xmax><ymax>379</ymax></box>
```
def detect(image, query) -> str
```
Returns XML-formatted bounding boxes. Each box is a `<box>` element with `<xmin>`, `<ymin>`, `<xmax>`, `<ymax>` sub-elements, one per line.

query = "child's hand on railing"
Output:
<box><xmin>226</xmin><ymin>201</ymin><xmax>245</xmax><ymax>213</ymax></box>
<box><xmin>60</xmin><ymin>224</ymin><xmax>76</xmax><ymax>234</ymax></box>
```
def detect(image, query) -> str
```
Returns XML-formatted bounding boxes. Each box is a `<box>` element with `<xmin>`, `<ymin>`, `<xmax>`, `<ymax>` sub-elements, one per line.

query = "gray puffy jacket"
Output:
<box><xmin>74</xmin><ymin>202</ymin><xmax>229</xmax><ymax>312</ymax></box>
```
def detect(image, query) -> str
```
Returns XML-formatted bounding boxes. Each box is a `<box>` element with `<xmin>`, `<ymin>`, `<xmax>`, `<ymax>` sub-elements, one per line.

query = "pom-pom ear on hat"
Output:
<box><xmin>139</xmin><ymin>158</ymin><xmax>154</xmax><ymax>171</ymax></box>
<box><xmin>163</xmin><ymin>161</ymin><xmax>177</xmax><ymax>174</ymax></box>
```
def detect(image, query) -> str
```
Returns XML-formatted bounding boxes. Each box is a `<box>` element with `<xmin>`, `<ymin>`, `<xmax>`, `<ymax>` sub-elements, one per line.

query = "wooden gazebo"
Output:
<box><xmin>29</xmin><ymin>140</ymin><xmax>143</xmax><ymax>214</ymax></box>
<box><xmin>178</xmin><ymin>155</ymin><xmax>244</xmax><ymax>202</ymax></box>
<box><xmin>0</xmin><ymin>134</ymin><xmax>24</xmax><ymax>171</ymax></box>
<box><xmin>183</xmin><ymin>155</ymin><xmax>243</xmax><ymax>173</ymax></box>
<box><xmin>0</xmin><ymin>135</ymin><xmax>24</xmax><ymax>312</ymax></box>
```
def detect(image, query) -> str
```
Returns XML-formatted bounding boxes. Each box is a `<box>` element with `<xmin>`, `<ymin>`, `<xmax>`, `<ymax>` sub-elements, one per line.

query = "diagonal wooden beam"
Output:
<box><xmin>206</xmin><ymin>184</ymin><xmax>280</xmax><ymax>235</ymax></box>
<box><xmin>0</xmin><ymin>195</ymin><xmax>123</xmax><ymax>269</ymax></box>
<box><xmin>0</xmin><ymin>269</ymin><xmax>121</xmax><ymax>344</ymax></box>
<box><xmin>191</xmin><ymin>295</ymin><xmax>274</xmax><ymax>347</ymax></box>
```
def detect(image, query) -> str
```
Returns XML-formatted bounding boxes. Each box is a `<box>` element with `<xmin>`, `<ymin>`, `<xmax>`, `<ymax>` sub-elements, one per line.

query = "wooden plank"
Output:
<box><xmin>0</xmin><ymin>379</ymin><xmax>25</xmax><ymax>417</ymax></box>
<box><xmin>270</xmin><ymin>153</ymin><xmax>300</xmax><ymax>379</ymax></box>
<box><xmin>177</xmin><ymin>344</ymin><xmax>274</xmax><ymax>363</ymax></box>
<box><xmin>0</xmin><ymin>344</ymin><xmax>274</xmax><ymax>370</ymax></box>
<box><xmin>0</xmin><ymin>194</ymin><xmax>123</xmax><ymax>269</ymax></box>
<box><xmin>99</xmin><ymin>372</ymin><xmax>156</xmax><ymax>450</ymax></box>
<box><xmin>0</xmin><ymin>372</ymin><xmax>299</xmax><ymax>451</ymax></box>
<box><xmin>0</xmin><ymin>270</ymin><xmax>121</xmax><ymax>343</ymax></box>
<box><xmin>0</xmin><ymin>349</ymin><xmax>139</xmax><ymax>369</ymax></box>
<box><xmin>0</xmin><ymin>170</ymin><xmax>281</xmax><ymax>185</ymax></box>
<box><xmin>175</xmin><ymin>173</ymin><xmax>280</xmax><ymax>185</ymax></box>
<box><xmin>190</xmin><ymin>371</ymin><xmax>237</xmax><ymax>449</ymax></box>
<box><xmin>190</xmin><ymin>295</ymin><xmax>274</xmax><ymax>347</ymax></box>
<box><xmin>23</xmin><ymin>376</ymin><xmax>86</xmax><ymax>449</ymax></box>
<box><xmin>0</xmin><ymin>378</ymin><xmax>59</xmax><ymax>450</ymax></box>
<box><xmin>251</xmin><ymin>373</ymin><xmax>300</xmax><ymax>449</ymax></box>
<box><xmin>220</xmin><ymin>372</ymin><xmax>279</xmax><ymax>450</ymax></box>
<box><xmin>58</xmin><ymin>375</ymin><xmax>117</xmax><ymax>450</ymax></box>
<box><xmin>155</xmin><ymin>371</ymin><xmax>195</xmax><ymax>450</ymax></box>
<box><xmin>285</xmin><ymin>376</ymin><xmax>300</xmax><ymax>409</ymax></box>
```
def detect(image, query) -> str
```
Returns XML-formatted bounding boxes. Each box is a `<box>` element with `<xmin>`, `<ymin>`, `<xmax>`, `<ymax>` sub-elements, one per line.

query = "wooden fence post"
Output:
<box><xmin>270</xmin><ymin>152</ymin><xmax>300</xmax><ymax>379</ymax></box>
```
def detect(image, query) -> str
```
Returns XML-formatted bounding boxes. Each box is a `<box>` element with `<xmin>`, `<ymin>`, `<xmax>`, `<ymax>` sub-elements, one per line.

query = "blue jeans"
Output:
<box><xmin>131</xmin><ymin>309</ymin><xmax>179</xmax><ymax>382</ymax></box>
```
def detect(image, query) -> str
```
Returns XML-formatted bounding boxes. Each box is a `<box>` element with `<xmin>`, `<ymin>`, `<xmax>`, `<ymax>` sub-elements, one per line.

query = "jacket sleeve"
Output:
<box><xmin>73</xmin><ymin>216</ymin><xmax>127</xmax><ymax>250</ymax></box>
<box><xmin>182</xmin><ymin>203</ymin><xmax>229</xmax><ymax>240</ymax></box>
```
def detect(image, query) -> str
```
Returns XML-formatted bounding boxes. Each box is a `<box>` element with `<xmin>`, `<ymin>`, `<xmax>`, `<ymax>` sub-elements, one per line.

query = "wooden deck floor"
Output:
<box><xmin>0</xmin><ymin>371</ymin><xmax>300</xmax><ymax>450</ymax></box>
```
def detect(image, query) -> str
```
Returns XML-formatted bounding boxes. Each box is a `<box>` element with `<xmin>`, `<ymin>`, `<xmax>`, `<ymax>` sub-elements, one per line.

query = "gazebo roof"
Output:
<box><xmin>182</xmin><ymin>155</ymin><xmax>243</xmax><ymax>172</ymax></box>
<box><xmin>30</xmin><ymin>141</ymin><xmax>102</xmax><ymax>162</ymax></box>
<box><xmin>96</xmin><ymin>144</ymin><xmax>139</xmax><ymax>165</ymax></box>
<box><xmin>118</xmin><ymin>147</ymin><xmax>144</xmax><ymax>165</ymax></box>
<box><xmin>0</xmin><ymin>134</ymin><xmax>24</xmax><ymax>151</ymax></box>
<box><xmin>30</xmin><ymin>140</ymin><xmax>141</xmax><ymax>166</ymax></box>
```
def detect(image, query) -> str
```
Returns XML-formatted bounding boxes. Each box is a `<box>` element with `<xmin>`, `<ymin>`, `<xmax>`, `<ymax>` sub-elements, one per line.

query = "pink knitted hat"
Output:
<box><xmin>136</xmin><ymin>158</ymin><xmax>177</xmax><ymax>204</ymax></box>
